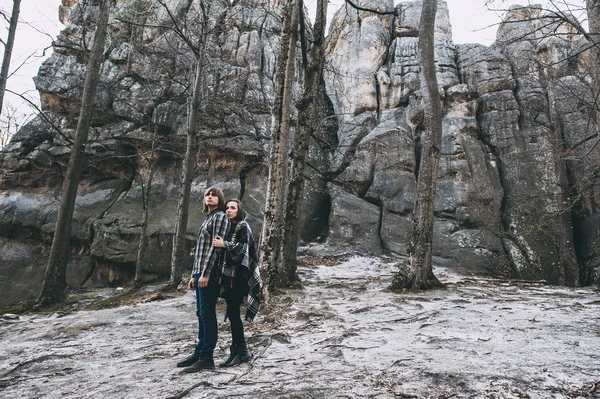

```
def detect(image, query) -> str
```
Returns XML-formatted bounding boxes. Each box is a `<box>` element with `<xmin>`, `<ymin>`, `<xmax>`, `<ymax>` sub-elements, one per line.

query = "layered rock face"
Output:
<box><xmin>0</xmin><ymin>0</ymin><xmax>280</xmax><ymax>306</ymax></box>
<box><xmin>1</xmin><ymin>0</ymin><xmax>599</xmax><ymax>307</ymax></box>
<box><xmin>325</xmin><ymin>1</ymin><xmax>507</xmax><ymax>273</ymax></box>
<box><xmin>323</xmin><ymin>1</ymin><xmax>599</xmax><ymax>285</ymax></box>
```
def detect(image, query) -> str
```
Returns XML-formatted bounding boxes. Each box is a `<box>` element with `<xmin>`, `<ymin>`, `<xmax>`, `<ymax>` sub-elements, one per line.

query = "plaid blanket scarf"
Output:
<box><xmin>220</xmin><ymin>220</ymin><xmax>263</xmax><ymax>321</ymax></box>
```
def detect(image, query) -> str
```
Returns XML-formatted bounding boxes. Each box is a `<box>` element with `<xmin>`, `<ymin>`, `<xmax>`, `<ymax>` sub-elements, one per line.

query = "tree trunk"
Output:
<box><xmin>586</xmin><ymin>0</ymin><xmax>600</xmax><ymax>285</ymax></box>
<box><xmin>390</xmin><ymin>0</ymin><xmax>443</xmax><ymax>291</ymax></box>
<box><xmin>0</xmin><ymin>0</ymin><xmax>21</xmax><ymax>116</ymax></box>
<box><xmin>589</xmin><ymin>0</ymin><xmax>600</xmax><ymax>108</ymax></box>
<box><xmin>281</xmin><ymin>0</ymin><xmax>328</xmax><ymax>284</ymax></box>
<box><xmin>542</xmin><ymin>68</ymin><xmax>580</xmax><ymax>287</ymax></box>
<box><xmin>135</xmin><ymin>127</ymin><xmax>158</xmax><ymax>287</ymax></box>
<box><xmin>37</xmin><ymin>0</ymin><xmax>111</xmax><ymax>306</ymax></box>
<box><xmin>260</xmin><ymin>0</ymin><xmax>300</xmax><ymax>294</ymax></box>
<box><xmin>169</xmin><ymin>15</ymin><xmax>209</xmax><ymax>289</ymax></box>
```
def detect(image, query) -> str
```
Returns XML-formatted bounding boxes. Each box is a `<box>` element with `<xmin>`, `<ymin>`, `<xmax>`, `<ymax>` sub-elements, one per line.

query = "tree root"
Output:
<box><xmin>1</xmin><ymin>354</ymin><xmax>73</xmax><ymax>378</ymax></box>
<box><xmin>322</xmin><ymin>344</ymin><xmax>380</xmax><ymax>350</ymax></box>
<box><xmin>166</xmin><ymin>381</ymin><xmax>224</xmax><ymax>399</ymax></box>
<box><xmin>167</xmin><ymin>347</ymin><xmax>268</xmax><ymax>399</ymax></box>
<box><xmin>389</xmin><ymin>261</ymin><xmax>445</xmax><ymax>291</ymax></box>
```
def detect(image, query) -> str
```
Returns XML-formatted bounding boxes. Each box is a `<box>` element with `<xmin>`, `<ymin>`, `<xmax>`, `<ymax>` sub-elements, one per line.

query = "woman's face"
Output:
<box><xmin>225</xmin><ymin>201</ymin><xmax>239</xmax><ymax>220</ymax></box>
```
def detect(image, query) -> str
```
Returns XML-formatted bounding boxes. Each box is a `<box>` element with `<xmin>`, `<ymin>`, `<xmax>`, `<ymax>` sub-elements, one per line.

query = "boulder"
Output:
<box><xmin>327</xmin><ymin>185</ymin><xmax>383</xmax><ymax>256</ymax></box>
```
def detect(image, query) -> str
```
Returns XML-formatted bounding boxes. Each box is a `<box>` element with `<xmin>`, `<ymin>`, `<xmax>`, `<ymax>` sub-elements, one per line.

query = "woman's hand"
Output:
<box><xmin>212</xmin><ymin>236</ymin><xmax>225</xmax><ymax>248</ymax></box>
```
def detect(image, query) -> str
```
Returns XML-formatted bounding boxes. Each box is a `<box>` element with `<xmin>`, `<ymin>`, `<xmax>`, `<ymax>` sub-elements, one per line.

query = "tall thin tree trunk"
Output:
<box><xmin>260</xmin><ymin>0</ymin><xmax>300</xmax><ymax>294</ymax></box>
<box><xmin>542</xmin><ymin>69</ymin><xmax>580</xmax><ymax>287</ymax></box>
<box><xmin>37</xmin><ymin>0</ymin><xmax>111</xmax><ymax>306</ymax></box>
<box><xmin>390</xmin><ymin>0</ymin><xmax>443</xmax><ymax>291</ymax></box>
<box><xmin>0</xmin><ymin>0</ymin><xmax>21</xmax><ymax>116</ymax></box>
<box><xmin>281</xmin><ymin>0</ymin><xmax>327</xmax><ymax>284</ymax></box>
<box><xmin>169</xmin><ymin>38</ymin><xmax>207</xmax><ymax>288</ymax></box>
<box><xmin>584</xmin><ymin>0</ymin><xmax>599</xmax><ymax>285</ymax></box>
<box><xmin>589</xmin><ymin>0</ymin><xmax>600</xmax><ymax>108</ymax></box>
<box><xmin>135</xmin><ymin>127</ymin><xmax>158</xmax><ymax>287</ymax></box>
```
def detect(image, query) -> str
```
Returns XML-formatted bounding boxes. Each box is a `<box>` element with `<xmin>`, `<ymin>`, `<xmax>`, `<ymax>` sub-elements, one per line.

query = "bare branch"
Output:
<box><xmin>0</xmin><ymin>9</ymin><xmax>9</xmax><ymax>24</ymax></box>
<box><xmin>155</xmin><ymin>0</ymin><xmax>199</xmax><ymax>54</ymax></box>
<box><xmin>5</xmin><ymin>88</ymin><xmax>73</xmax><ymax>145</ymax></box>
<box><xmin>344</xmin><ymin>0</ymin><xmax>398</xmax><ymax>16</ymax></box>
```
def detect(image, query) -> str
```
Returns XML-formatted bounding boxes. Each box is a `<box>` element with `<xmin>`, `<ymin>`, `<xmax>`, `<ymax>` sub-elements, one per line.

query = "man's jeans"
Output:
<box><xmin>194</xmin><ymin>275</ymin><xmax>219</xmax><ymax>360</ymax></box>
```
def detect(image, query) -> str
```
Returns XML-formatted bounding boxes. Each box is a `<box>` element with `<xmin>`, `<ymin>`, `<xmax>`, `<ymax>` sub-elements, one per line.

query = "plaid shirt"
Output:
<box><xmin>191</xmin><ymin>210</ymin><xmax>231</xmax><ymax>280</ymax></box>
<box><xmin>220</xmin><ymin>220</ymin><xmax>263</xmax><ymax>321</ymax></box>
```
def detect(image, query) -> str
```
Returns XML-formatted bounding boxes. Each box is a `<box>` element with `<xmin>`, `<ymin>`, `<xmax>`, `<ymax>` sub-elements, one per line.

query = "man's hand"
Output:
<box><xmin>188</xmin><ymin>277</ymin><xmax>195</xmax><ymax>290</ymax></box>
<box><xmin>198</xmin><ymin>277</ymin><xmax>209</xmax><ymax>288</ymax></box>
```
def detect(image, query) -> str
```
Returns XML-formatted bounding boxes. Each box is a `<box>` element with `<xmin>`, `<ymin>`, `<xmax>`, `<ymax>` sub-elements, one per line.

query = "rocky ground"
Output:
<box><xmin>1</xmin><ymin>256</ymin><xmax>599</xmax><ymax>399</ymax></box>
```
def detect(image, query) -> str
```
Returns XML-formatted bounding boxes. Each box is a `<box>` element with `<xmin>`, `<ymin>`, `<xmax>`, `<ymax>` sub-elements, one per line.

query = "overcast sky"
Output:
<box><xmin>0</xmin><ymin>0</ymin><xmax>587</xmax><ymax>135</ymax></box>
<box><xmin>306</xmin><ymin>0</ymin><xmax>506</xmax><ymax>44</ymax></box>
<box><xmin>1</xmin><ymin>0</ymin><xmax>61</xmax><ymax>132</ymax></box>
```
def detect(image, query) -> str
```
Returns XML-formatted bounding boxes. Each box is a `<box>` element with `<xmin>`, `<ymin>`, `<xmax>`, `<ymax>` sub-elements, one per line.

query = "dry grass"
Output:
<box><xmin>297</xmin><ymin>256</ymin><xmax>341</xmax><ymax>267</ymax></box>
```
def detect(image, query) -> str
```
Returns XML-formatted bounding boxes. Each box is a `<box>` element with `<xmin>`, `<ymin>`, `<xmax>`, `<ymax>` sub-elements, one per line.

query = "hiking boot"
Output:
<box><xmin>183</xmin><ymin>358</ymin><xmax>215</xmax><ymax>373</ymax></box>
<box><xmin>229</xmin><ymin>344</ymin><xmax>251</xmax><ymax>366</ymax></box>
<box><xmin>176</xmin><ymin>354</ymin><xmax>198</xmax><ymax>368</ymax></box>
<box><xmin>219</xmin><ymin>345</ymin><xmax>237</xmax><ymax>368</ymax></box>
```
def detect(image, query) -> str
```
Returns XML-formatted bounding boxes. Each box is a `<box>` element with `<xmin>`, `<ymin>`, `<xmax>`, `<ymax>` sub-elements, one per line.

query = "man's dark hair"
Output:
<box><xmin>203</xmin><ymin>186</ymin><xmax>226</xmax><ymax>213</ymax></box>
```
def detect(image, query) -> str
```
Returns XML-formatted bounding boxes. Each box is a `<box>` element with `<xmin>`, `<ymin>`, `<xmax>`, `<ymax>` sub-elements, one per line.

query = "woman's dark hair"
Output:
<box><xmin>225</xmin><ymin>199</ymin><xmax>245</xmax><ymax>222</ymax></box>
<box><xmin>203</xmin><ymin>186</ymin><xmax>226</xmax><ymax>213</ymax></box>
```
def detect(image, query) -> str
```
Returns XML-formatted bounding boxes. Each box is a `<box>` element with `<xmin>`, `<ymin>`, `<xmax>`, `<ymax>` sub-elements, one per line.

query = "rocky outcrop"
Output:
<box><xmin>320</xmin><ymin>1</ymin><xmax>599</xmax><ymax>284</ymax></box>
<box><xmin>0</xmin><ymin>0</ymin><xmax>281</xmax><ymax>307</ymax></box>
<box><xmin>1</xmin><ymin>0</ymin><xmax>599</xmax><ymax>307</ymax></box>
<box><xmin>324</xmin><ymin>1</ymin><xmax>509</xmax><ymax>275</ymax></box>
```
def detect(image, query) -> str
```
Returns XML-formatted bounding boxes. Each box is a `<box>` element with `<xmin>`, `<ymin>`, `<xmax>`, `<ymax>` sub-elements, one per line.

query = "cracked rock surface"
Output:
<box><xmin>1</xmin><ymin>257</ymin><xmax>599</xmax><ymax>398</ymax></box>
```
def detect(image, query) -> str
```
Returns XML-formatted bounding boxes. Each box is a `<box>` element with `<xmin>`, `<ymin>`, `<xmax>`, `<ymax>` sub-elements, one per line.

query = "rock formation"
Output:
<box><xmin>1</xmin><ymin>0</ymin><xmax>599</xmax><ymax>307</ymax></box>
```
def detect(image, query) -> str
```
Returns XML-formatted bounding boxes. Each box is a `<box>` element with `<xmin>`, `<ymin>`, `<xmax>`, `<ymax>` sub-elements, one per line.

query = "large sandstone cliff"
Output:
<box><xmin>1</xmin><ymin>0</ymin><xmax>598</xmax><ymax>307</ymax></box>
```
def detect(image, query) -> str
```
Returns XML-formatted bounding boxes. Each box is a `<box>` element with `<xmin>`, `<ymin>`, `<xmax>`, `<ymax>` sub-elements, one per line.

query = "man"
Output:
<box><xmin>177</xmin><ymin>186</ymin><xmax>231</xmax><ymax>372</ymax></box>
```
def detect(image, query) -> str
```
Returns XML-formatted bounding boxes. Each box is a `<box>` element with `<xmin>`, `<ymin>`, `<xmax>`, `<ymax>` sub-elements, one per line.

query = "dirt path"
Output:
<box><xmin>1</xmin><ymin>257</ymin><xmax>599</xmax><ymax>398</ymax></box>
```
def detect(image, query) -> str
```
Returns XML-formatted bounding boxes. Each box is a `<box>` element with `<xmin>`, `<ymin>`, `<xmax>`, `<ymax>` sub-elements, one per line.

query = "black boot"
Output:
<box><xmin>183</xmin><ymin>358</ymin><xmax>215</xmax><ymax>373</ymax></box>
<box><xmin>176</xmin><ymin>354</ymin><xmax>198</xmax><ymax>368</ymax></box>
<box><xmin>229</xmin><ymin>344</ymin><xmax>251</xmax><ymax>366</ymax></box>
<box><xmin>219</xmin><ymin>345</ymin><xmax>238</xmax><ymax>368</ymax></box>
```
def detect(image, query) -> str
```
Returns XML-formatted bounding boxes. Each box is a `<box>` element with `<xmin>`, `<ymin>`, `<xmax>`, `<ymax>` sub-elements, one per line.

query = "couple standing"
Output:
<box><xmin>177</xmin><ymin>186</ymin><xmax>262</xmax><ymax>373</ymax></box>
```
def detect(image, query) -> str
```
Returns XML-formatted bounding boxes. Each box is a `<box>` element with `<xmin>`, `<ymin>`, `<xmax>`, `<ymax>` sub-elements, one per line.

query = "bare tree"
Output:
<box><xmin>588</xmin><ymin>0</ymin><xmax>600</xmax><ymax>98</ymax></box>
<box><xmin>0</xmin><ymin>102</ymin><xmax>24</xmax><ymax>148</ymax></box>
<box><xmin>110</xmin><ymin>0</ymin><xmax>212</xmax><ymax>288</ymax></box>
<box><xmin>135</xmin><ymin>126</ymin><xmax>159</xmax><ymax>287</ymax></box>
<box><xmin>541</xmin><ymin>58</ymin><xmax>580</xmax><ymax>286</ymax></box>
<box><xmin>482</xmin><ymin>0</ymin><xmax>600</xmax><ymax>285</ymax></box>
<box><xmin>37</xmin><ymin>0</ymin><xmax>112</xmax><ymax>306</ymax></box>
<box><xmin>390</xmin><ymin>0</ymin><xmax>443</xmax><ymax>291</ymax></box>
<box><xmin>167</xmin><ymin>0</ymin><xmax>211</xmax><ymax>289</ymax></box>
<box><xmin>486</xmin><ymin>1</ymin><xmax>599</xmax><ymax>112</ymax></box>
<box><xmin>114</xmin><ymin>0</ymin><xmax>240</xmax><ymax>288</ymax></box>
<box><xmin>280</xmin><ymin>0</ymin><xmax>328</xmax><ymax>283</ymax></box>
<box><xmin>0</xmin><ymin>0</ymin><xmax>21</xmax><ymax>117</ymax></box>
<box><xmin>260</xmin><ymin>0</ymin><xmax>300</xmax><ymax>294</ymax></box>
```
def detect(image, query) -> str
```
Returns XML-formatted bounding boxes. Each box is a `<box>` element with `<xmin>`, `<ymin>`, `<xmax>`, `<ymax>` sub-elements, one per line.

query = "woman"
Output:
<box><xmin>176</xmin><ymin>186</ymin><xmax>231</xmax><ymax>373</ymax></box>
<box><xmin>212</xmin><ymin>199</ymin><xmax>262</xmax><ymax>367</ymax></box>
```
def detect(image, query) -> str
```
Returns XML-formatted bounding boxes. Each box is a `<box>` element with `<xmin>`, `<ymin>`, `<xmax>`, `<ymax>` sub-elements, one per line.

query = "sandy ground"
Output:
<box><xmin>1</xmin><ymin>257</ymin><xmax>599</xmax><ymax>399</ymax></box>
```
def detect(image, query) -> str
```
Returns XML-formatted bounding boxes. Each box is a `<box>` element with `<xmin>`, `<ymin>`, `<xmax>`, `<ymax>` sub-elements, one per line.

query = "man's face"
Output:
<box><xmin>205</xmin><ymin>191</ymin><xmax>218</xmax><ymax>207</ymax></box>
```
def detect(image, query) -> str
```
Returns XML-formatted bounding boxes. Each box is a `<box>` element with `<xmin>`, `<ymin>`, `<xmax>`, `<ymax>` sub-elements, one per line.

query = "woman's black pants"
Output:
<box><xmin>225</xmin><ymin>287</ymin><xmax>246</xmax><ymax>346</ymax></box>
